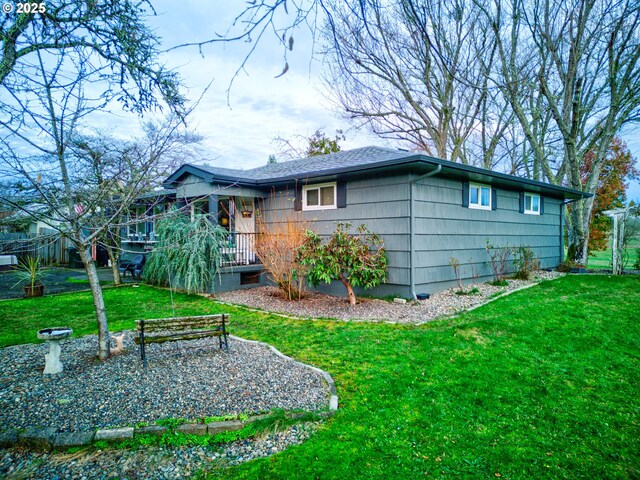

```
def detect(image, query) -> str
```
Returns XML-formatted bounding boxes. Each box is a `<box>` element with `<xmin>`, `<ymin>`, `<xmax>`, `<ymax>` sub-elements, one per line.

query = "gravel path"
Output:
<box><xmin>215</xmin><ymin>271</ymin><xmax>563</xmax><ymax>324</ymax></box>
<box><xmin>0</xmin><ymin>422</ymin><xmax>319</xmax><ymax>479</ymax></box>
<box><xmin>0</xmin><ymin>335</ymin><xmax>329</xmax><ymax>432</ymax></box>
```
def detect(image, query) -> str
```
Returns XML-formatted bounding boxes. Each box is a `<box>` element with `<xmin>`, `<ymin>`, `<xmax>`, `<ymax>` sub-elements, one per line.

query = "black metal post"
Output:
<box><xmin>140</xmin><ymin>319</ymin><xmax>147</xmax><ymax>369</ymax></box>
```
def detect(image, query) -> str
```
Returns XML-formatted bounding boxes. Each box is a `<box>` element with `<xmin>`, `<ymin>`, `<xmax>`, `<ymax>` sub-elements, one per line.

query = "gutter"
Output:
<box><xmin>409</xmin><ymin>165</ymin><xmax>442</xmax><ymax>300</ymax></box>
<box><xmin>165</xmin><ymin>155</ymin><xmax>590</xmax><ymax>200</ymax></box>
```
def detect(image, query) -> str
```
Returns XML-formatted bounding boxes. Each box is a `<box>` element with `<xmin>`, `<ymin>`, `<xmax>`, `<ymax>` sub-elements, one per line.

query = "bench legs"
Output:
<box><xmin>218</xmin><ymin>333</ymin><xmax>229</xmax><ymax>352</ymax></box>
<box><xmin>220</xmin><ymin>314</ymin><xmax>229</xmax><ymax>352</ymax></box>
<box><xmin>137</xmin><ymin>316</ymin><xmax>231</xmax><ymax>368</ymax></box>
<box><xmin>141</xmin><ymin>340</ymin><xmax>147</xmax><ymax>369</ymax></box>
<box><xmin>139</xmin><ymin>322</ymin><xmax>147</xmax><ymax>369</ymax></box>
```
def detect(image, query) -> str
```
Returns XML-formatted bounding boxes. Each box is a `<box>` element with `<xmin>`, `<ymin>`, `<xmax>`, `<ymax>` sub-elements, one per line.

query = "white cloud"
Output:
<box><xmin>3</xmin><ymin>0</ymin><xmax>639</xmax><ymax>199</ymax></box>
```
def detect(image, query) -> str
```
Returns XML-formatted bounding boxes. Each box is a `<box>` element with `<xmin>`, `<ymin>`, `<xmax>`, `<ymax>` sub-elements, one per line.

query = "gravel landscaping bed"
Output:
<box><xmin>0</xmin><ymin>422</ymin><xmax>319</xmax><ymax>479</ymax></box>
<box><xmin>0</xmin><ymin>335</ymin><xmax>329</xmax><ymax>433</ymax></box>
<box><xmin>214</xmin><ymin>271</ymin><xmax>563</xmax><ymax>323</ymax></box>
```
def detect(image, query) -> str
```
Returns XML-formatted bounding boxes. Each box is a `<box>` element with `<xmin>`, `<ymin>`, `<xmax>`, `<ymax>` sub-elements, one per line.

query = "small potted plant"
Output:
<box><xmin>13</xmin><ymin>255</ymin><xmax>47</xmax><ymax>298</ymax></box>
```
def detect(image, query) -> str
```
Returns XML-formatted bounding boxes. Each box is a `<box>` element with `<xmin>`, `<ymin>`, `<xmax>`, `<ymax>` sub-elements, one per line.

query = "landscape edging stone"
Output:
<box><xmin>0</xmin><ymin>334</ymin><xmax>337</xmax><ymax>452</ymax></box>
<box><xmin>228</xmin><ymin>334</ymin><xmax>339</xmax><ymax>412</ymax></box>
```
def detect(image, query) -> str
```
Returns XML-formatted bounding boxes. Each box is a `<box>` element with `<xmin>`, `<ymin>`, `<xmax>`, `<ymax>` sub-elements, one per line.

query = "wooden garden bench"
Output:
<box><xmin>134</xmin><ymin>314</ymin><xmax>229</xmax><ymax>368</ymax></box>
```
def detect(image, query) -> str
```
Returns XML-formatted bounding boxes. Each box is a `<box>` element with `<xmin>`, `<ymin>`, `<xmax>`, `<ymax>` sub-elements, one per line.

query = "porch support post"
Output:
<box><xmin>208</xmin><ymin>194</ymin><xmax>219</xmax><ymax>225</ymax></box>
<box><xmin>229</xmin><ymin>196</ymin><xmax>235</xmax><ymax>231</ymax></box>
<box><xmin>176</xmin><ymin>197</ymin><xmax>187</xmax><ymax>214</ymax></box>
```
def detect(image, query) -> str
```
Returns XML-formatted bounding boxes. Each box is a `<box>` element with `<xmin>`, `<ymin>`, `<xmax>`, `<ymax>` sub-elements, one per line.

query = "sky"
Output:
<box><xmin>79</xmin><ymin>2</ymin><xmax>640</xmax><ymax>202</ymax></box>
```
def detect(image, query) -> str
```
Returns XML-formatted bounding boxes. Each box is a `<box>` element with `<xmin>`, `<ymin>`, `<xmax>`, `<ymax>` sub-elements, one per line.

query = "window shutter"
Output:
<box><xmin>519</xmin><ymin>193</ymin><xmax>525</xmax><ymax>213</ymax></box>
<box><xmin>540</xmin><ymin>196</ymin><xmax>545</xmax><ymax>215</ymax></box>
<box><xmin>462</xmin><ymin>182</ymin><xmax>469</xmax><ymax>207</ymax></box>
<box><xmin>336</xmin><ymin>181</ymin><xmax>347</xmax><ymax>208</ymax></box>
<box><xmin>294</xmin><ymin>184</ymin><xmax>302</xmax><ymax>211</ymax></box>
<box><xmin>491</xmin><ymin>188</ymin><xmax>497</xmax><ymax>210</ymax></box>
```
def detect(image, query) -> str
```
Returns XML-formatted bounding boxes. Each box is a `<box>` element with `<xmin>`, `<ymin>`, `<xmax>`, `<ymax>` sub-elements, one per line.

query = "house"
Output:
<box><xmin>0</xmin><ymin>209</ymin><xmax>71</xmax><ymax>265</ymax></box>
<box><xmin>119</xmin><ymin>189</ymin><xmax>177</xmax><ymax>254</ymax></box>
<box><xmin>162</xmin><ymin>146</ymin><xmax>589</xmax><ymax>298</ymax></box>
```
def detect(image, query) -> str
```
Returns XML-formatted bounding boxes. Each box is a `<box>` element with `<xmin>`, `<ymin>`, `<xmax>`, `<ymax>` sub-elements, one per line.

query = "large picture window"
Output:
<box><xmin>303</xmin><ymin>182</ymin><xmax>337</xmax><ymax>211</ymax></box>
<box><xmin>469</xmin><ymin>183</ymin><xmax>492</xmax><ymax>210</ymax></box>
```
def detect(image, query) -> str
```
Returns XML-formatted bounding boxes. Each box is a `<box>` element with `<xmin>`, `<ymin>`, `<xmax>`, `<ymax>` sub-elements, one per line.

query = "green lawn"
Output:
<box><xmin>1</xmin><ymin>276</ymin><xmax>639</xmax><ymax>479</ymax></box>
<box><xmin>587</xmin><ymin>237</ymin><xmax>640</xmax><ymax>270</ymax></box>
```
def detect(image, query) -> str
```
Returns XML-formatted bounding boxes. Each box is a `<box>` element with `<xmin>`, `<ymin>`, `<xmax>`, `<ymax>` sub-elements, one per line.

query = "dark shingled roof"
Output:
<box><xmin>164</xmin><ymin>146</ymin><xmax>590</xmax><ymax>200</ymax></box>
<box><xmin>186</xmin><ymin>146</ymin><xmax>413</xmax><ymax>182</ymax></box>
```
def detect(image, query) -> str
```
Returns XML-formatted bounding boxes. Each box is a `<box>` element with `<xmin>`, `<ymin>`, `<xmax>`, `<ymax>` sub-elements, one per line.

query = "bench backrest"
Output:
<box><xmin>135</xmin><ymin>314</ymin><xmax>228</xmax><ymax>334</ymax></box>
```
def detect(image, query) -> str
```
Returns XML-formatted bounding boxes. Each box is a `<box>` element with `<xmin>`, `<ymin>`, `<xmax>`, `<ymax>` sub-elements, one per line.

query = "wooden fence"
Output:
<box><xmin>0</xmin><ymin>230</ymin><xmax>71</xmax><ymax>265</ymax></box>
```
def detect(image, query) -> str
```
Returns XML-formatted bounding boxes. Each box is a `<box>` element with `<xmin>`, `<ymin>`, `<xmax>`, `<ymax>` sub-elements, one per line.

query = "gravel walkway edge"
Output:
<box><xmin>229</xmin><ymin>335</ymin><xmax>339</xmax><ymax>411</ymax></box>
<box><xmin>0</xmin><ymin>335</ymin><xmax>338</xmax><ymax>478</ymax></box>
<box><xmin>213</xmin><ymin>273</ymin><xmax>562</xmax><ymax>325</ymax></box>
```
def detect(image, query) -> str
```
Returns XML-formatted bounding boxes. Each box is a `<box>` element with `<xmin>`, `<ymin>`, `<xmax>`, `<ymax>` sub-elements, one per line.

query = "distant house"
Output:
<box><xmin>119</xmin><ymin>189</ymin><xmax>176</xmax><ymax>252</ymax></box>
<box><xmin>160</xmin><ymin>146</ymin><xmax>589</xmax><ymax>298</ymax></box>
<box><xmin>0</xmin><ymin>209</ymin><xmax>70</xmax><ymax>264</ymax></box>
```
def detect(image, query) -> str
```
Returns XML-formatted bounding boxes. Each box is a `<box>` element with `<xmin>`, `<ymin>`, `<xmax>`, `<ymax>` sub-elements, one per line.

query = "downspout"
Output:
<box><xmin>409</xmin><ymin>165</ymin><xmax>442</xmax><ymax>300</ymax></box>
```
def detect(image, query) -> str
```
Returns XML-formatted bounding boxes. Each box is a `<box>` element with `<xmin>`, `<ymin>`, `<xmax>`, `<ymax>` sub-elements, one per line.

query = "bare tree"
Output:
<box><xmin>321</xmin><ymin>1</ymin><xmax>513</xmax><ymax>167</ymax></box>
<box><xmin>207</xmin><ymin>0</ymin><xmax>639</xmax><ymax>263</ymax></box>
<box><xmin>0</xmin><ymin>2</ymin><xmax>186</xmax><ymax>360</ymax></box>
<box><xmin>0</xmin><ymin>1</ymin><xmax>184</xmax><ymax>111</ymax></box>
<box><xmin>476</xmin><ymin>0</ymin><xmax>640</xmax><ymax>262</ymax></box>
<box><xmin>71</xmin><ymin>121</ymin><xmax>201</xmax><ymax>285</ymax></box>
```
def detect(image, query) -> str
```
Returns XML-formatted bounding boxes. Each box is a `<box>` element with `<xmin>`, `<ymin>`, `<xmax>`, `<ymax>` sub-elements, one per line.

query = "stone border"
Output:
<box><xmin>463</xmin><ymin>282</ymin><xmax>539</xmax><ymax>313</ymax></box>
<box><xmin>0</xmin><ymin>336</ymin><xmax>338</xmax><ymax>452</ymax></box>
<box><xmin>212</xmin><ymin>273</ymin><xmax>564</xmax><ymax>326</ymax></box>
<box><xmin>0</xmin><ymin>411</ymin><xmax>327</xmax><ymax>452</ymax></box>
<box><xmin>410</xmin><ymin>276</ymin><xmax>562</xmax><ymax>325</ymax></box>
<box><xmin>229</xmin><ymin>334</ymin><xmax>339</xmax><ymax>411</ymax></box>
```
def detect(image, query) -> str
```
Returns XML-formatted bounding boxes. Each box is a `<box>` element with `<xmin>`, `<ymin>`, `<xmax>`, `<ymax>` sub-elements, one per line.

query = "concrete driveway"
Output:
<box><xmin>0</xmin><ymin>267</ymin><xmax>135</xmax><ymax>300</ymax></box>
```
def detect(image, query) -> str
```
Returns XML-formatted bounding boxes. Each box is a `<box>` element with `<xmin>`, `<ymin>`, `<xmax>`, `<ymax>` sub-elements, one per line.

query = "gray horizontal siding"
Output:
<box><xmin>177</xmin><ymin>175</ymin><xmax>265</xmax><ymax>199</ymax></box>
<box><xmin>412</xmin><ymin>175</ymin><xmax>563</xmax><ymax>290</ymax></box>
<box><xmin>414</xmin><ymin>202</ymin><xmax>559</xmax><ymax>224</ymax></box>
<box><xmin>414</xmin><ymin>234</ymin><xmax>559</xmax><ymax>250</ymax></box>
<box><xmin>253</xmin><ymin>171</ymin><xmax>564</xmax><ymax>295</ymax></box>
<box><xmin>261</xmin><ymin>174</ymin><xmax>412</xmax><ymax>287</ymax></box>
<box><xmin>415</xmin><ymin>246</ymin><xmax>561</xmax><ymax>268</ymax></box>
<box><xmin>415</xmin><ymin>218</ymin><xmax>560</xmax><ymax>236</ymax></box>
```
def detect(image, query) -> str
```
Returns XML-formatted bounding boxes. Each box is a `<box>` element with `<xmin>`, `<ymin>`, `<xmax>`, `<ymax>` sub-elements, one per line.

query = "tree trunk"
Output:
<box><xmin>339</xmin><ymin>273</ymin><xmax>357</xmax><ymax>306</ymax></box>
<box><xmin>78</xmin><ymin>246</ymin><xmax>110</xmax><ymax>360</ymax></box>
<box><xmin>567</xmin><ymin>192</ymin><xmax>596</xmax><ymax>265</ymax></box>
<box><xmin>107</xmin><ymin>248</ymin><xmax>122</xmax><ymax>286</ymax></box>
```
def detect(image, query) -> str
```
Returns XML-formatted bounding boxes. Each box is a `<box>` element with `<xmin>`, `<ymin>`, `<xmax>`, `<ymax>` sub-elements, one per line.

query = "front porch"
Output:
<box><xmin>219</xmin><ymin>231</ymin><xmax>260</xmax><ymax>267</ymax></box>
<box><xmin>119</xmin><ymin>189</ymin><xmax>267</xmax><ymax>291</ymax></box>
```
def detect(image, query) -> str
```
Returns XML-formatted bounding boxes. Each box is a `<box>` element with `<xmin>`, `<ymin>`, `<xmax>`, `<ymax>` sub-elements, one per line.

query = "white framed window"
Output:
<box><xmin>524</xmin><ymin>193</ymin><xmax>540</xmax><ymax>215</ymax></box>
<box><xmin>469</xmin><ymin>183</ymin><xmax>492</xmax><ymax>210</ymax></box>
<box><xmin>128</xmin><ymin>206</ymin><xmax>146</xmax><ymax>236</ymax></box>
<box><xmin>302</xmin><ymin>182</ymin><xmax>337</xmax><ymax>211</ymax></box>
